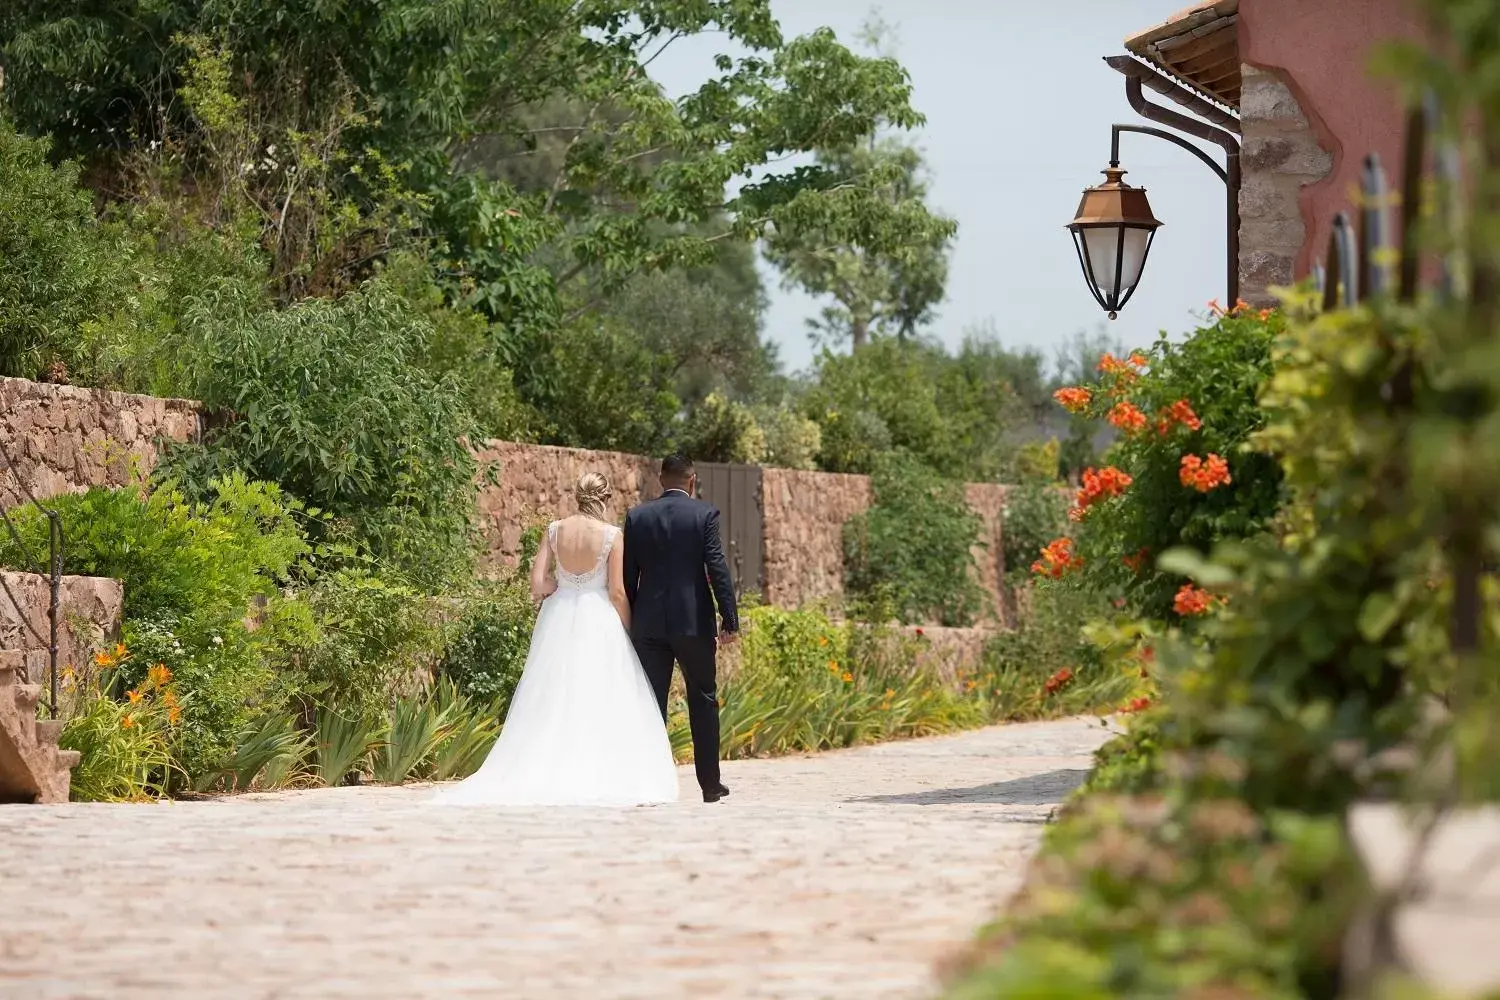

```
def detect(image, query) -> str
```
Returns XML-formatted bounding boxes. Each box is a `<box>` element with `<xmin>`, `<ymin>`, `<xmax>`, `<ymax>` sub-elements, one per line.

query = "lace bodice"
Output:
<box><xmin>548</xmin><ymin>520</ymin><xmax>618</xmax><ymax>591</ymax></box>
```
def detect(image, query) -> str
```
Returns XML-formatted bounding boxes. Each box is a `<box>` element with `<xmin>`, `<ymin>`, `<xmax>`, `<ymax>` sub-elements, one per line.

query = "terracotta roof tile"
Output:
<box><xmin>1124</xmin><ymin>0</ymin><xmax>1241</xmax><ymax>110</ymax></box>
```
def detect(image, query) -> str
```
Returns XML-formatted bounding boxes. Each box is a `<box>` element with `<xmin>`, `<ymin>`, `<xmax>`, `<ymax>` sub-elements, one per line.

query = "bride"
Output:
<box><xmin>433</xmin><ymin>472</ymin><xmax>680</xmax><ymax>806</ymax></box>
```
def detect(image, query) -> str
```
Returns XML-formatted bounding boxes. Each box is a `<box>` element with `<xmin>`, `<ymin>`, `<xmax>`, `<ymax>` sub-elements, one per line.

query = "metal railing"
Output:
<box><xmin>1311</xmin><ymin>97</ymin><xmax>1457</xmax><ymax>311</ymax></box>
<box><xmin>1307</xmin><ymin>94</ymin><xmax>1486</xmax><ymax>655</ymax></box>
<box><xmin>0</xmin><ymin>434</ymin><xmax>64</xmax><ymax>718</ymax></box>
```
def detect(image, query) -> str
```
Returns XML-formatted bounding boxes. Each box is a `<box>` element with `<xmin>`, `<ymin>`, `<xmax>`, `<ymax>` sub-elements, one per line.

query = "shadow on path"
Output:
<box><xmin>847</xmin><ymin>768</ymin><xmax>1091</xmax><ymax>807</ymax></box>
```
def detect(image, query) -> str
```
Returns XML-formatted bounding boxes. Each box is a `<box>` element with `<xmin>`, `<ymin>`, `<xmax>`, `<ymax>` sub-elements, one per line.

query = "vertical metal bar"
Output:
<box><xmin>1334</xmin><ymin>213</ymin><xmax>1359</xmax><ymax>307</ymax></box>
<box><xmin>1227</xmin><ymin>146</ymin><xmax>1241</xmax><ymax>305</ymax></box>
<box><xmin>1399</xmin><ymin>104</ymin><xmax>1428</xmax><ymax>303</ymax></box>
<box><xmin>1322</xmin><ymin>225</ymin><xmax>1342</xmax><ymax>312</ymax></box>
<box><xmin>1361</xmin><ymin>155</ymin><xmax>1391</xmax><ymax>298</ymax></box>
<box><xmin>1112</xmin><ymin>225</ymin><xmax>1127</xmax><ymax>318</ymax></box>
<box><xmin>47</xmin><ymin>513</ymin><xmax>61</xmax><ymax>719</ymax></box>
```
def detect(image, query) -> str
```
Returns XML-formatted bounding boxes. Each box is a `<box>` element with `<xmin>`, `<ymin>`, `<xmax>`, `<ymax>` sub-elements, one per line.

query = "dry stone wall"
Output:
<box><xmin>0</xmin><ymin>377</ymin><xmax>201</xmax><ymax>509</ymax></box>
<box><xmin>759</xmin><ymin>467</ymin><xmax>872</xmax><ymax>609</ymax></box>
<box><xmin>480</xmin><ymin>441</ymin><xmax>1013</xmax><ymax>619</ymax></box>
<box><xmin>0</xmin><ymin>571</ymin><xmax>123</xmax><ymax>687</ymax></box>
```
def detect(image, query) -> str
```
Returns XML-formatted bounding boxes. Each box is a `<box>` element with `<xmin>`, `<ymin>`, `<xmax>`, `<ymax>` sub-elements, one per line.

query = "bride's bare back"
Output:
<box><xmin>530</xmin><ymin>511</ymin><xmax>631</xmax><ymax>630</ymax></box>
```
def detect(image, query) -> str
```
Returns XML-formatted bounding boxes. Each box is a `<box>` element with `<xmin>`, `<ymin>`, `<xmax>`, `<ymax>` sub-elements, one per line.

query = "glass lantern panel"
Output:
<box><xmin>1083</xmin><ymin>226</ymin><xmax>1152</xmax><ymax>302</ymax></box>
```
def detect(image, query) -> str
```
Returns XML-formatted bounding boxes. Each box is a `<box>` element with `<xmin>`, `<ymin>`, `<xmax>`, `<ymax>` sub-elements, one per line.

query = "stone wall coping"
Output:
<box><xmin>0</xmin><ymin>376</ymin><xmax>202</xmax><ymax>413</ymax></box>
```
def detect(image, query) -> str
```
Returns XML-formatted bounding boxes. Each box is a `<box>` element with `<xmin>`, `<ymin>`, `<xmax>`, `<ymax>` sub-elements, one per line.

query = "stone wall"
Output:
<box><xmin>0</xmin><ymin>571</ymin><xmax>124</xmax><ymax>688</ymax></box>
<box><xmin>0</xmin><ymin>377</ymin><xmax>201</xmax><ymax>509</ymax></box>
<box><xmin>1237</xmin><ymin>64</ymin><xmax>1335</xmax><ymax>306</ymax></box>
<box><xmin>965</xmin><ymin>483</ymin><xmax>1011</xmax><ymax>625</ymax></box>
<box><xmin>759</xmin><ymin>467</ymin><xmax>872</xmax><ymax>609</ymax></box>
<box><xmin>479</xmin><ymin>441</ymin><xmax>1013</xmax><ymax>621</ymax></box>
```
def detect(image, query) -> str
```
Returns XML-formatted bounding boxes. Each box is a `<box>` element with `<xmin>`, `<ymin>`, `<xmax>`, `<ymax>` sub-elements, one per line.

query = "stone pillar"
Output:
<box><xmin>1237</xmin><ymin>64</ymin><xmax>1334</xmax><ymax>306</ymax></box>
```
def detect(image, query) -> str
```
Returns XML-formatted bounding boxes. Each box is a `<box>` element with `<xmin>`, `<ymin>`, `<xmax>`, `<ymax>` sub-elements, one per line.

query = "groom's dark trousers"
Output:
<box><xmin>623</xmin><ymin>490</ymin><xmax>739</xmax><ymax>795</ymax></box>
<box><xmin>635</xmin><ymin>636</ymin><xmax>720</xmax><ymax>791</ymax></box>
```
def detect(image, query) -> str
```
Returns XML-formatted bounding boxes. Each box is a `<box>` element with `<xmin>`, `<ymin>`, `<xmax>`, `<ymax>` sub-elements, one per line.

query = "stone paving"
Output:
<box><xmin>0</xmin><ymin>718</ymin><xmax>1111</xmax><ymax>1000</ymax></box>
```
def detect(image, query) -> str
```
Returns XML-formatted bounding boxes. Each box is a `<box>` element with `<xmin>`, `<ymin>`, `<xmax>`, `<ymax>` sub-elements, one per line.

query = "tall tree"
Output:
<box><xmin>1</xmin><ymin>0</ymin><xmax>941</xmax><ymax>337</ymax></box>
<box><xmin>762</xmin><ymin>13</ymin><xmax>955</xmax><ymax>350</ymax></box>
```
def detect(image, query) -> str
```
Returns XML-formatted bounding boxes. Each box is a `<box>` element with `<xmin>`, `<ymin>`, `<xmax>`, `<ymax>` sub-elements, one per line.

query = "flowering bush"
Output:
<box><xmin>1045</xmin><ymin>305</ymin><xmax>1285</xmax><ymax>619</ymax></box>
<box><xmin>61</xmin><ymin>647</ymin><xmax>184</xmax><ymax>801</ymax></box>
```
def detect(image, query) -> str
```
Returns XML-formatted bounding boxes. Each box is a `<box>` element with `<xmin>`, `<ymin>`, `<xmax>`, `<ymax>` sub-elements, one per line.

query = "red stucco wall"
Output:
<box><xmin>1239</xmin><ymin>0</ymin><xmax>1430</xmax><ymax>276</ymax></box>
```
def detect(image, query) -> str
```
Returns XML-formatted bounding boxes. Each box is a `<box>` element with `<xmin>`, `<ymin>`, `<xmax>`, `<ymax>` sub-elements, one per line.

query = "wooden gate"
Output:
<box><xmin>693</xmin><ymin>462</ymin><xmax>764</xmax><ymax>600</ymax></box>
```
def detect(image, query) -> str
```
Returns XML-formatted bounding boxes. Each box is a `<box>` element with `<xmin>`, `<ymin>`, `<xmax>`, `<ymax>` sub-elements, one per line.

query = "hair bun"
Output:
<box><xmin>574</xmin><ymin>471</ymin><xmax>612</xmax><ymax>518</ymax></box>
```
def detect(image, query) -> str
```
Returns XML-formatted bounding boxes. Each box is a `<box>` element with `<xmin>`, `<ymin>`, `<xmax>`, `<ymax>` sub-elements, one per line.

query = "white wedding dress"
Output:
<box><xmin>432</xmin><ymin>520</ymin><xmax>680</xmax><ymax>806</ymax></box>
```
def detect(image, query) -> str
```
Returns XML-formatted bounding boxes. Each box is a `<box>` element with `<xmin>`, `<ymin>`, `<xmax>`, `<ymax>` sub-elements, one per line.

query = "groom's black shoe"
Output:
<box><xmin>703</xmin><ymin>784</ymin><xmax>730</xmax><ymax>803</ymax></box>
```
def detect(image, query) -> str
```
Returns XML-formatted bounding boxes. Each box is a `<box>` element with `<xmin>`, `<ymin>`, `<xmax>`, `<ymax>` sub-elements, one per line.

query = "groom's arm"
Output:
<box><xmin>622</xmin><ymin>511</ymin><xmax>641</xmax><ymax>606</ymax></box>
<box><xmin>702</xmin><ymin>507</ymin><xmax>739</xmax><ymax>634</ymax></box>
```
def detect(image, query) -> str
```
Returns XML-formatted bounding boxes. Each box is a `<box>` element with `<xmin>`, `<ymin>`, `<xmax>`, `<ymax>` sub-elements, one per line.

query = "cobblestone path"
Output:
<box><xmin>0</xmin><ymin>718</ymin><xmax>1110</xmax><ymax>1000</ymax></box>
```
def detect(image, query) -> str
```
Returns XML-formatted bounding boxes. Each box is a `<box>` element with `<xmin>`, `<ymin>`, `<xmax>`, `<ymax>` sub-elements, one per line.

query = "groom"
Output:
<box><xmin>623</xmin><ymin>454</ymin><xmax>739</xmax><ymax>803</ymax></box>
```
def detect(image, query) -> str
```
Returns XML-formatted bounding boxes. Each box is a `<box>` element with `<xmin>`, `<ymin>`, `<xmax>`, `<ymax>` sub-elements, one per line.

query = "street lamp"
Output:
<box><xmin>1066</xmin><ymin>165</ymin><xmax>1162</xmax><ymax>320</ymax></box>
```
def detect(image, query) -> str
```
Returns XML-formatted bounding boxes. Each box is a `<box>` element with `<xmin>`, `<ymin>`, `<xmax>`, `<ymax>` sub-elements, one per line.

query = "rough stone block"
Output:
<box><xmin>0</xmin><ymin>376</ymin><xmax>201</xmax><ymax>510</ymax></box>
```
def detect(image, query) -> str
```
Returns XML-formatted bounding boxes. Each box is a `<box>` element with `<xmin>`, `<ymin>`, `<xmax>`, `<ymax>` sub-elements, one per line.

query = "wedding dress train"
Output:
<box><xmin>432</xmin><ymin>522</ymin><xmax>680</xmax><ymax>806</ymax></box>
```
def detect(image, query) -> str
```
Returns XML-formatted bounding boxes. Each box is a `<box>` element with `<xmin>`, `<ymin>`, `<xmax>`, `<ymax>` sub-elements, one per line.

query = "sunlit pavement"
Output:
<box><xmin>0</xmin><ymin>717</ymin><xmax>1110</xmax><ymax>1000</ymax></box>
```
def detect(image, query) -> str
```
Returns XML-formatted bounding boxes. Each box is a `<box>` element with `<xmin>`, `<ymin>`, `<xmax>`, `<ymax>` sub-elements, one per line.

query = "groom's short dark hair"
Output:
<box><xmin>660</xmin><ymin>453</ymin><xmax>694</xmax><ymax>486</ymax></box>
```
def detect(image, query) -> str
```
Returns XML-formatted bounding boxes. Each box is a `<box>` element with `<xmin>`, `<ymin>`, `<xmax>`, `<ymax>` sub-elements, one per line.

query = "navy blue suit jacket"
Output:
<box><xmin>623</xmin><ymin>490</ymin><xmax>739</xmax><ymax>639</ymax></box>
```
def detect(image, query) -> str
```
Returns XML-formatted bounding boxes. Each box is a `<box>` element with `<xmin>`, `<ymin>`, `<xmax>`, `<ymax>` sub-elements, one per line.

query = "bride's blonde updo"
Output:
<box><xmin>575</xmin><ymin>471</ymin><xmax>612</xmax><ymax>521</ymax></box>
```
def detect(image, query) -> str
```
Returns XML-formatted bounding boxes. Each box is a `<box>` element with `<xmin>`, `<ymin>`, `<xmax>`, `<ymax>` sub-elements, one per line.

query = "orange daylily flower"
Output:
<box><xmin>1031</xmin><ymin>537</ymin><xmax>1084</xmax><ymax>579</ymax></box>
<box><xmin>1156</xmin><ymin>399</ymin><xmax>1203</xmax><ymax>435</ymax></box>
<box><xmin>1069</xmin><ymin>466</ymin><xmax>1133</xmax><ymax>520</ymax></box>
<box><xmin>1106</xmin><ymin>401</ymin><xmax>1149</xmax><ymax>435</ymax></box>
<box><xmin>1174</xmin><ymin>584</ymin><xmax>1221</xmax><ymax>617</ymax></box>
<box><xmin>1052</xmin><ymin>386</ymin><xmax>1093</xmax><ymax>414</ymax></box>
<box><xmin>1179</xmin><ymin>453</ymin><xmax>1232</xmax><ymax>493</ymax></box>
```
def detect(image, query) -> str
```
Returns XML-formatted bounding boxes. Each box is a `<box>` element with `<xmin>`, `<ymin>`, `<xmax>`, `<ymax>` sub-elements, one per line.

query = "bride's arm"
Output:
<box><xmin>606</xmin><ymin>539</ymin><xmax>631</xmax><ymax>631</ymax></box>
<box><xmin>530</xmin><ymin>529</ymin><xmax>556</xmax><ymax>603</ymax></box>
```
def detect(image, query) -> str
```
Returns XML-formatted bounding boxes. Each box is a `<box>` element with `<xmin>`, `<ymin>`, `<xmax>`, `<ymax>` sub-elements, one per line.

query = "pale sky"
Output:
<box><xmin>650</xmin><ymin>0</ymin><xmax>1226</xmax><ymax>373</ymax></box>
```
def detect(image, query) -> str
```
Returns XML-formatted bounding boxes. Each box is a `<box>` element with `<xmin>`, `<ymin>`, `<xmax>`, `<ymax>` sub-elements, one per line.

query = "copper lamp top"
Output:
<box><xmin>1067</xmin><ymin>166</ymin><xmax>1163</xmax><ymax>229</ymax></box>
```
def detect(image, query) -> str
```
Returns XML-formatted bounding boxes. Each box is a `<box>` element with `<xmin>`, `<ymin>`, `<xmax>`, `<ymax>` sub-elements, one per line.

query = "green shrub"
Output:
<box><xmin>311</xmin><ymin>706</ymin><xmax>380</xmax><ymax>787</ymax></box>
<box><xmin>194</xmin><ymin>712</ymin><xmax>311</xmax><ymax>792</ymax></box>
<box><xmin>0</xmin><ymin>475</ymin><xmax>310</xmax><ymax>782</ymax></box>
<box><xmin>753</xmin><ymin>404</ymin><xmax>822</xmax><ymax>470</ymax></box>
<box><xmin>0</xmin><ymin>474</ymin><xmax>307</xmax><ymax>623</ymax></box>
<box><xmin>1000</xmin><ymin>479</ymin><xmax>1070</xmax><ymax>583</ymax></box>
<box><xmin>1059</xmin><ymin>309</ymin><xmax>1284</xmax><ymax>619</ymax></box>
<box><xmin>946</xmin><ymin>789</ymin><xmax>1357</xmax><ymax>999</ymax></box>
<box><xmin>437</xmin><ymin>577</ymin><xmax>535</xmax><ymax>711</ymax></box>
<box><xmin>708</xmin><ymin>605</ymin><xmax>985</xmax><ymax>758</ymax></box>
<box><xmin>541</xmin><ymin>316</ymin><xmax>682</xmax><ymax>455</ymax></box>
<box><xmin>676</xmin><ymin>391</ymin><xmax>761</xmax><ymax>464</ymax></box>
<box><xmin>283</xmin><ymin>568</ymin><xmax>446</xmax><ymax>721</ymax></box>
<box><xmin>163</xmin><ymin>275</ymin><xmax>482</xmax><ymax>589</ymax></box>
<box><xmin>843</xmin><ymin>452</ymin><xmax>986</xmax><ymax>626</ymax></box>
<box><xmin>979</xmin><ymin>582</ymin><xmax>1136</xmax><ymax>721</ymax></box>
<box><xmin>0</xmin><ymin>123</ymin><xmax>131</xmax><ymax>377</ymax></box>
<box><xmin>123</xmin><ymin>611</ymin><xmax>279</xmax><ymax>781</ymax></box>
